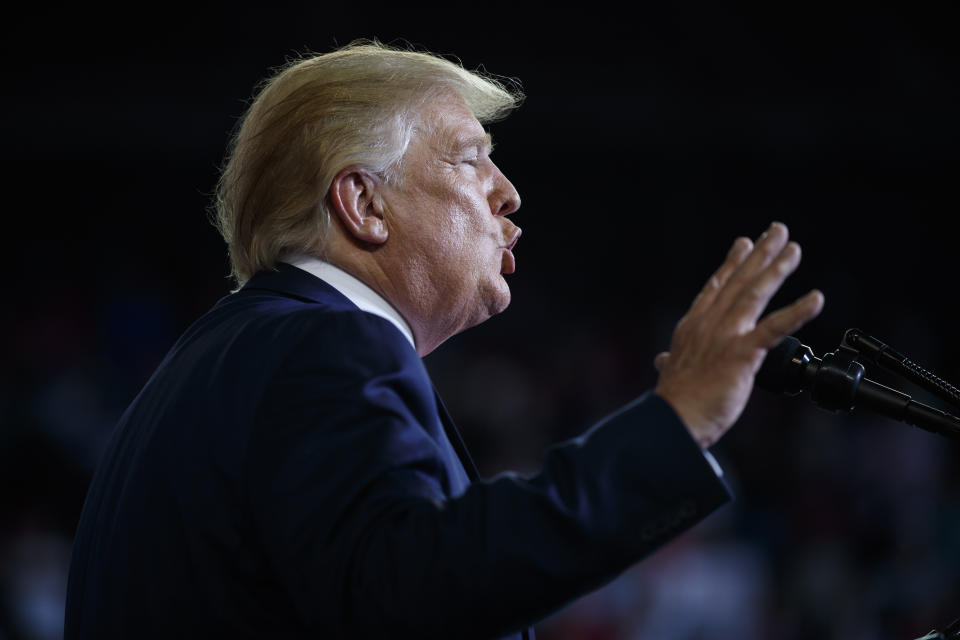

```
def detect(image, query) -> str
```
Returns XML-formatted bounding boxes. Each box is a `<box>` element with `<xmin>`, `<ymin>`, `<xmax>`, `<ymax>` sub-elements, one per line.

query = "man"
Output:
<box><xmin>64</xmin><ymin>41</ymin><xmax>823</xmax><ymax>638</ymax></box>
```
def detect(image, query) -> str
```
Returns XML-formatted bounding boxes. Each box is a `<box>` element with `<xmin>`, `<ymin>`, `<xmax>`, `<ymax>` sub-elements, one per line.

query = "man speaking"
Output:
<box><xmin>64</xmin><ymin>40</ymin><xmax>824</xmax><ymax>638</ymax></box>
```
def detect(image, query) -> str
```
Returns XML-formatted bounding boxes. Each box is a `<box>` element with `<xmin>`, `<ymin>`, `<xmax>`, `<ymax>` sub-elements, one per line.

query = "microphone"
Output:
<box><xmin>756</xmin><ymin>336</ymin><xmax>960</xmax><ymax>438</ymax></box>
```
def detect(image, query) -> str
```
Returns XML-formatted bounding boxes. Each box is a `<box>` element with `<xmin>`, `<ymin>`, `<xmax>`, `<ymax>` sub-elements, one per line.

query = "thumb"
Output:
<box><xmin>653</xmin><ymin>351</ymin><xmax>670</xmax><ymax>372</ymax></box>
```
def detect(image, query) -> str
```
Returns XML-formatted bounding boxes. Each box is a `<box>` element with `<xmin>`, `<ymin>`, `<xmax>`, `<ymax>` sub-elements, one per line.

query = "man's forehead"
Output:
<box><xmin>419</xmin><ymin>97</ymin><xmax>492</xmax><ymax>152</ymax></box>
<box><xmin>422</xmin><ymin>126</ymin><xmax>493</xmax><ymax>157</ymax></box>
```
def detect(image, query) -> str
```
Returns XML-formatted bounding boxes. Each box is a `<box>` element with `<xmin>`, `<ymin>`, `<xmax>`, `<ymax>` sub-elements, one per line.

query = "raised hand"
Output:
<box><xmin>654</xmin><ymin>222</ymin><xmax>824</xmax><ymax>448</ymax></box>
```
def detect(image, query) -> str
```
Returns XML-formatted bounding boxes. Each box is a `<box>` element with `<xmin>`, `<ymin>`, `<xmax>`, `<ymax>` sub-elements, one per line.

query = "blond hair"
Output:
<box><xmin>211</xmin><ymin>39</ymin><xmax>523</xmax><ymax>287</ymax></box>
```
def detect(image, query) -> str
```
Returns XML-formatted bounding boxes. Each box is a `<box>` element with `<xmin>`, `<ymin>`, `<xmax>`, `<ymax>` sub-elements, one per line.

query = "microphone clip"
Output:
<box><xmin>809</xmin><ymin>343</ymin><xmax>863</xmax><ymax>413</ymax></box>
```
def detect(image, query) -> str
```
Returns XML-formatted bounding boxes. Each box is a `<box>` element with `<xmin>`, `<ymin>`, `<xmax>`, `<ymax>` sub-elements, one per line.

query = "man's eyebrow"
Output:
<box><xmin>454</xmin><ymin>132</ymin><xmax>494</xmax><ymax>153</ymax></box>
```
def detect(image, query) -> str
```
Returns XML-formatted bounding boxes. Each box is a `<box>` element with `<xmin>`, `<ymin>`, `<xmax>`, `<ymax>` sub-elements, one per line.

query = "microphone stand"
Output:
<box><xmin>915</xmin><ymin>617</ymin><xmax>960</xmax><ymax>640</ymax></box>
<box><xmin>842</xmin><ymin>329</ymin><xmax>960</xmax><ymax>410</ymax></box>
<box><xmin>838</xmin><ymin>328</ymin><xmax>960</xmax><ymax>438</ymax></box>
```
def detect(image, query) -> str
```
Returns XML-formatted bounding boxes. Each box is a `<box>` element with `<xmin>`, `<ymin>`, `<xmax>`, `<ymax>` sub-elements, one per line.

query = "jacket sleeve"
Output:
<box><xmin>245</xmin><ymin>310</ymin><xmax>732</xmax><ymax>638</ymax></box>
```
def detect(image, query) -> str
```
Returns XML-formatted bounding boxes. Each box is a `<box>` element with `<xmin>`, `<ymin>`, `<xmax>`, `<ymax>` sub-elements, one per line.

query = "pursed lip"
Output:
<box><xmin>503</xmin><ymin>228</ymin><xmax>522</xmax><ymax>251</ymax></box>
<box><xmin>500</xmin><ymin>228</ymin><xmax>521</xmax><ymax>275</ymax></box>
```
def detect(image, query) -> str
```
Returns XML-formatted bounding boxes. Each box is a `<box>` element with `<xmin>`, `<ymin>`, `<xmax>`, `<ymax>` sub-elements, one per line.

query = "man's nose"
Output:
<box><xmin>491</xmin><ymin>167</ymin><xmax>521</xmax><ymax>217</ymax></box>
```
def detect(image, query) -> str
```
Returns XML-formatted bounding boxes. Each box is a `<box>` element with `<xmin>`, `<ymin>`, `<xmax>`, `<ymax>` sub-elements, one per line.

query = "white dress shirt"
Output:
<box><xmin>284</xmin><ymin>255</ymin><xmax>416</xmax><ymax>350</ymax></box>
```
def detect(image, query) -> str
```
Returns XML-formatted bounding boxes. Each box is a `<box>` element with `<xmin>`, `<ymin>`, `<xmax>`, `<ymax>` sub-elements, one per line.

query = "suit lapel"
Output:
<box><xmin>433</xmin><ymin>388</ymin><xmax>481</xmax><ymax>482</ymax></box>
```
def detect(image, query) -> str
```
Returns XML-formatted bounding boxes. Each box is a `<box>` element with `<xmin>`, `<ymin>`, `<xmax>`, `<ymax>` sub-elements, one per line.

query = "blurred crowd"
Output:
<box><xmin>2</xmin><ymin>282</ymin><xmax>957</xmax><ymax>640</ymax></box>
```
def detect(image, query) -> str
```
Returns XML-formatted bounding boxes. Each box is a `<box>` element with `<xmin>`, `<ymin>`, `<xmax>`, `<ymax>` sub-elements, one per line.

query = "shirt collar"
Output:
<box><xmin>283</xmin><ymin>255</ymin><xmax>416</xmax><ymax>351</ymax></box>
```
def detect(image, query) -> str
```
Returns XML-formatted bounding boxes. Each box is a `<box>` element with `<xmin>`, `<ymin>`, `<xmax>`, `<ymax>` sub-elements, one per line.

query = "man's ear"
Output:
<box><xmin>328</xmin><ymin>166</ymin><xmax>389</xmax><ymax>245</ymax></box>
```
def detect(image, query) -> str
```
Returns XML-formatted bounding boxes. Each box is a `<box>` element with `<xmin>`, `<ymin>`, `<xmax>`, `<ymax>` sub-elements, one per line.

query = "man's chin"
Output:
<box><xmin>488</xmin><ymin>282</ymin><xmax>512</xmax><ymax>317</ymax></box>
<box><xmin>466</xmin><ymin>285</ymin><xmax>511</xmax><ymax>331</ymax></box>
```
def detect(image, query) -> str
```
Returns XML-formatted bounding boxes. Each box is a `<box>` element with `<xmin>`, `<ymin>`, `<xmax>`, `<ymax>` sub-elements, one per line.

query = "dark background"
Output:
<box><xmin>2</xmin><ymin>5</ymin><xmax>958</xmax><ymax>639</ymax></box>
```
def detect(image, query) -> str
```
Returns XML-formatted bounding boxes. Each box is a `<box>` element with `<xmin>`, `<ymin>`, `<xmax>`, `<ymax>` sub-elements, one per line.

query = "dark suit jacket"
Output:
<box><xmin>65</xmin><ymin>263</ymin><xmax>731</xmax><ymax>639</ymax></box>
